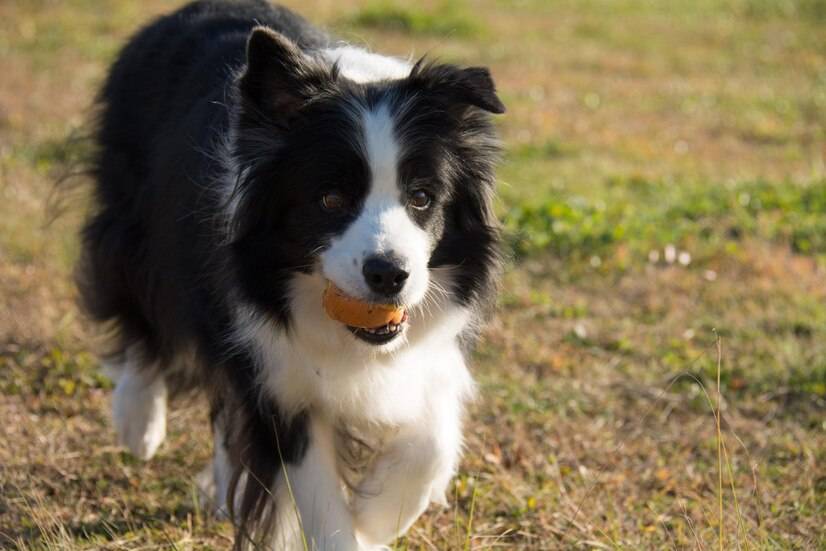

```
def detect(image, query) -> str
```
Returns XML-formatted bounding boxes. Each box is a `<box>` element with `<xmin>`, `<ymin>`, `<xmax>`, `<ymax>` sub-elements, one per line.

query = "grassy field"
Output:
<box><xmin>1</xmin><ymin>0</ymin><xmax>825</xmax><ymax>549</ymax></box>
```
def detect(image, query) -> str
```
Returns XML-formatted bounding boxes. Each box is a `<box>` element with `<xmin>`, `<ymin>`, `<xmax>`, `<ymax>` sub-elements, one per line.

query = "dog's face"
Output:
<box><xmin>229</xmin><ymin>28</ymin><xmax>504</xmax><ymax>352</ymax></box>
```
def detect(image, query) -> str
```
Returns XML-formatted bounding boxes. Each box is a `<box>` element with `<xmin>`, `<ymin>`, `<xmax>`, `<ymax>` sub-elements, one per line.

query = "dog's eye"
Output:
<box><xmin>409</xmin><ymin>190</ymin><xmax>432</xmax><ymax>210</ymax></box>
<box><xmin>321</xmin><ymin>192</ymin><xmax>348</xmax><ymax>212</ymax></box>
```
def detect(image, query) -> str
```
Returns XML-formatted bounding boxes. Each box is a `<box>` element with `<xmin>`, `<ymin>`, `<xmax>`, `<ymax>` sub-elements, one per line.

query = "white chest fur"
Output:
<box><xmin>239</xmin><ymin>271</ymin><xmax>474</xmax><ymax>427</ymax></box>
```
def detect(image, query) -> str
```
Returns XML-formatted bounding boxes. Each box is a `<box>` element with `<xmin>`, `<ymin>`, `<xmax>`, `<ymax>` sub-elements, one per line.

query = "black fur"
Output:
<box><xmin>79</xmin><ymin>1</ymin><xmax>503</xmax><ymax>546</ymax></box>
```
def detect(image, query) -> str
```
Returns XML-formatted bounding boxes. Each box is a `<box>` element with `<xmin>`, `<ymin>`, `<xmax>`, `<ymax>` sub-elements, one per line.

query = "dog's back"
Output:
<box><xmin>81</xmin><ymin>0</ymin><xmax>325</xmax><ymax>370</ymax></box>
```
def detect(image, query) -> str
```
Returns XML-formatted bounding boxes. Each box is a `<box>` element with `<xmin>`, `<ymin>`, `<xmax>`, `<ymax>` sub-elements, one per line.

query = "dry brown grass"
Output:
<box><xmin>1</xmin><ymin>0</ymin><xmax>824</xmax><ymax>549</ymax></box>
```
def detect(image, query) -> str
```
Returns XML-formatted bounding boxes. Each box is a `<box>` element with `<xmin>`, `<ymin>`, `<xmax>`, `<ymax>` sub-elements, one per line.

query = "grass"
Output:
<box><xmin>1</xmin><ymin>0</ymin><xmax>825</xmax><ymax>549</ymax></box>
<box><xmin>504</xmin><ymin>178</ymin><xmax>826</xmax><ymax>260</ymax></box>
<box><xmin>346</xmin><ymin>1</ymin><xmax>483</xmax><ymax>37</ymax></box>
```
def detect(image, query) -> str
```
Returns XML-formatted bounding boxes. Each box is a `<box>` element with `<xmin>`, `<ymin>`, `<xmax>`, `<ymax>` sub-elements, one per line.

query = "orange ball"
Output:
<box><xmin>322</xmin><ymin>282</ymin><xmax>406</xmax><ymax>329</ymax></box>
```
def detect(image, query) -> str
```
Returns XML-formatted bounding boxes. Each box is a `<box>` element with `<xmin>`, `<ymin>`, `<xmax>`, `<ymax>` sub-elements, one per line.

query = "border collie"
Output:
<box><xmin>79</xmin><ymin>1</ymin><xmax>504</xmax><ymax>548</ymax></box>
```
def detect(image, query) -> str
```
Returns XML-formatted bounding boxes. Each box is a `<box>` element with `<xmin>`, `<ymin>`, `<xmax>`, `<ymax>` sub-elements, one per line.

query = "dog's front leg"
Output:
<box><xmin>351</xmin><ymin>413</ymin><xmax>462</xmax><ymax>546</ymax></box>
<box><xmin>281</xmin><ymin>414</ymin><xmax>361</xmax><ymax>551</ymax></box>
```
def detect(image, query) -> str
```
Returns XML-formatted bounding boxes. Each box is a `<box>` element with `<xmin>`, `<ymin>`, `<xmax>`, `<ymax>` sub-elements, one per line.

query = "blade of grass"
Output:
<box><xmin>463</xmin><ymin>478</ymin><xmax>478</xmax><ymax>551</ymax></box>
<box><xmin>714</xmin><ymin>329</ymin><xmax>725</xmax><ymax>551</ymax></box>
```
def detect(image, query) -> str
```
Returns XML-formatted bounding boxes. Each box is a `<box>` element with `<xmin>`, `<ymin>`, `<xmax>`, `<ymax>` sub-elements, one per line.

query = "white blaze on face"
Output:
<box><xmin>320</xmin><ymin>102</ymin><xmax>431</xmax><ymax>305</ymax></box>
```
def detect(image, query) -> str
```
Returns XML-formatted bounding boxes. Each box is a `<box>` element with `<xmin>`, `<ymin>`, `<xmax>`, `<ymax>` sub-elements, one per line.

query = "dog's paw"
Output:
<box><xmin>195</xmin><ymin>459</ymin><xmax>237</xmax><ymax>519</ymax></box>
<box><xmin>112</xmin><ymin>370</ymin><xmax>167</xmax><ymax>460</ymax></box>
<box><xmin>429</xmin><ymin>484</ymin><xmax>449</xmax><ymax>508</ymax></box>
<box><xmin>195</xmin><ymin>463</ymin><xmax>229</xmax><ymax>518</ymax></box>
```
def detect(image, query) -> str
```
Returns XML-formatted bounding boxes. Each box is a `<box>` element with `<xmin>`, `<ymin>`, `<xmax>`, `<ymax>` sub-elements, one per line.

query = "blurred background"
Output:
<box><xmin>1</xmin><ymin>0</ymin><xmax>824</xmax><ymax>548</ymax></box>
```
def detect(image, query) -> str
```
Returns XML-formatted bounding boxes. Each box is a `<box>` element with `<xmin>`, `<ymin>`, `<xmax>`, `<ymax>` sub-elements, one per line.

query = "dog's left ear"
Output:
<box><xmin>409</xmin><ymin>61</ymin><xmax>506</xmax><ymax>115</ymax></box>
<box><xmin>240</xmin><ymin>26</ymin><xmax>328</xmax><ymax>125</ymax></box>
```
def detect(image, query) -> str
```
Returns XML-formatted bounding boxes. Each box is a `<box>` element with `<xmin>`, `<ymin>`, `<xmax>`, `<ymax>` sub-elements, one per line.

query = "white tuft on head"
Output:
<box><xmin>321</xmin><ymin>46</ymin><xmax>411</xmax><ymax>83</ymax></box>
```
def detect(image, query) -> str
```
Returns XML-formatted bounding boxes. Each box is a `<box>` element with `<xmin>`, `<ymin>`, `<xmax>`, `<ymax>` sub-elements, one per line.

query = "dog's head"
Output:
<box><xmin>228</xmin><ymin>27</ymin><xmax>504</xmax><ymax>353</ymax></box>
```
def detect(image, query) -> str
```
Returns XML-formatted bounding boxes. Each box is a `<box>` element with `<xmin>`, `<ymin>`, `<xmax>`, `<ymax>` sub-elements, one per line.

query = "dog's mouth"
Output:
<box><xmin>322</xmin><ymin>281</ymin><xmax>409</xmax><ymax>346</ymax></box>
<box><xmin>346</xmin><ymin>312</ymin><xmax>409</xmax><ymax>345</ymax></box>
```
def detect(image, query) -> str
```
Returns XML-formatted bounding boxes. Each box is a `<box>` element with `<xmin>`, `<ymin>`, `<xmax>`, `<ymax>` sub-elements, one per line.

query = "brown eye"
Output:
<box><xmin>321</xmin><ymin>192</ymin><xmax>347</xmax><ymax>211</ymax></box>
<box><xmin>409</xmin><ymin>190</ymin><xmax>432</xmax><ymax>210</ymax></box>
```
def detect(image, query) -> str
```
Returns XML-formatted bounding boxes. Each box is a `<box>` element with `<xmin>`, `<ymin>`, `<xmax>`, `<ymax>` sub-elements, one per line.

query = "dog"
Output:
<box><xmin>78</xmin><ymin>1</ymin><xmax>504</xmax><ymax>548</ymax></box>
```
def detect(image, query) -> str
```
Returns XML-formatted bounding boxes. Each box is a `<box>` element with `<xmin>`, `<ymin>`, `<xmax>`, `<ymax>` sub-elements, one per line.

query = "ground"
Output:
<box><xmin>1</xmin><ymin>0</ymin><xmax>824</xmax><ymax>549</ymax></box>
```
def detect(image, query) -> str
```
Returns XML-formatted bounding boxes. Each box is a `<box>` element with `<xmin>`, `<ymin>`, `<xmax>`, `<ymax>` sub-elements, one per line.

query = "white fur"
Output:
<box><xmin>320</xmin><ymin>46</ymin><xmax>411</xmax><ymax>83</ymax></box>
<box><xmin>351</xmin><ymin>395</ymin><xmax>464</xmax><ymax>545</ymax></box>
<box><xmin>197</xmin><ymin>421</ymin><xmax>235</xmax><ymax>517</ymax></box>
<box><xmin>211</xmin><ymin>427</ymin><xmax>232</xmax><ymax>513</ymax></box>
<box><xmin>108</xmin><ymin>349</ymin><xmax>168</xmax><ymax>461</ymax></box>
<box><xmin>270</xmin><ymin>415</ymin><xmax>362</xmax><ymax>550</ymax></box>
<box><xmin>237</xmin><ymin>271</ymin><xmax>474</xmax><ymax>424</ymax></box>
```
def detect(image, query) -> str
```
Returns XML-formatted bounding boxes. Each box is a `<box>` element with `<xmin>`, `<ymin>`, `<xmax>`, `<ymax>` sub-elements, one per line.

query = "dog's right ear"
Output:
<box><xmin>240</xmin><ymin>27</ymin><xmax>327</xmax><ymax>126</ymax></box>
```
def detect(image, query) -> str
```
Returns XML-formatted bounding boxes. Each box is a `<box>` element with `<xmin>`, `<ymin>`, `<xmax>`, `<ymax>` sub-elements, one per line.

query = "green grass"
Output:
<box><xmin>346</xmin><ymin>1</ymin><xmax>483</xmax><ymax>37</ymax></box>
<box><xmin>504</xmin><ymin>177</ymin><xmax>826</xmax><ymax>261</ymax></box>
<box><xmin>738</xmin><ymin>0</ymin><xmax>826</xmax><ymax>21</ymax></box>
<box><xmin>1</xmin><ymin>0</ymin><xmax>825</xmax><ymax>549</ymax></box>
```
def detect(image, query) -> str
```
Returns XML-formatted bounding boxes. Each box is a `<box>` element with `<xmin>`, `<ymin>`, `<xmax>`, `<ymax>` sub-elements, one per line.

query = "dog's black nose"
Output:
<box><xmin>363</xmin><ymin>256</ymin><xmax>409</xmax><ymax>296</ymax></box>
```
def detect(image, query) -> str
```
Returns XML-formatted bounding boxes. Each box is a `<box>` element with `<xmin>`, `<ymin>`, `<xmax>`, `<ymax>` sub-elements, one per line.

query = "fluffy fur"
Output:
<box><xmin>78</xmin><ymin>1</ymin><xmax>504</xmax><ymax>548</ymax></box>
